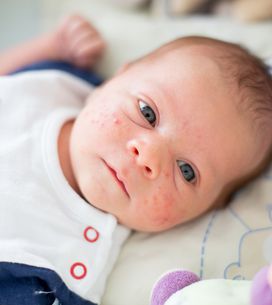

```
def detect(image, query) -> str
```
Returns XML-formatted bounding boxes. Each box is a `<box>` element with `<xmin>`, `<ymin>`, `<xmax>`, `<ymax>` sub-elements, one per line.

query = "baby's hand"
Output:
<box><xmin>55</xmin><ymin>14</ymin><xmax>106</xmax><ymax>69</ymax></box>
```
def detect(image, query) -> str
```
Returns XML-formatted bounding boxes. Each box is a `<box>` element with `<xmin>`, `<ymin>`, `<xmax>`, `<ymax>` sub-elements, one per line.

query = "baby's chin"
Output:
<box><xmin>118</xmin><ymin>215</ymin><xmax>182</xmax><ymax>233</ymax></box>
<box><xmin>132</xmin><ymin>213</ymin><xmax>208</xmax><ymax>233</ymax></box>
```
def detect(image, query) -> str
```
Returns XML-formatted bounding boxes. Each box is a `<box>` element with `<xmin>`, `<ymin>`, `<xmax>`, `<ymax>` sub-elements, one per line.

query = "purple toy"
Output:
<box><xmin>251</xmin><ymin>266</ymin><xmax>272</xmax><ymax>305</ymax></box>
<box><xmin>150</xmin><ymin>270</ymin><xmax>200</xmax><ymax>305</ymax></box>
<box><xmin>151</xmin><ymin>266</ymin><xmax>272</xmax><ymax>305</ymax></box>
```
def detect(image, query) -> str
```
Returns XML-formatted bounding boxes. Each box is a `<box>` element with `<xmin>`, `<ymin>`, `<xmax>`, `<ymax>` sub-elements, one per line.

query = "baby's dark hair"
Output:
<box><xmin>134</xmin><ymin>36</ymin><xmax>272</xmax><ymax>208</ymax></box>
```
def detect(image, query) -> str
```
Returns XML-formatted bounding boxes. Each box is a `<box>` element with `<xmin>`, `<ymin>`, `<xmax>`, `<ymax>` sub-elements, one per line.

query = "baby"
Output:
<box><xmin>0</xmin><ymin>15</ymin><xmax>272</xmax><ymax>305</ymax></box>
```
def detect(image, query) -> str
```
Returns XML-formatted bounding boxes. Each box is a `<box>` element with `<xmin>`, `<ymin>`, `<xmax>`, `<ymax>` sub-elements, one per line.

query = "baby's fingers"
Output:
<box><xmin>66</xmin><ymin>15</ymin><xmax>103</xmax><ymax>45</ymax></box>
<box><xmin>56</xmin><ymin>14</ymin><xmax>106</xmax><ymax>68</ymax></box>
<box><xmin>75</xmin><ymin>39</ymin><xmax>106</xmax><ymax>59</ymax></box>
<box><xmin>69</xmin><ymin>29</ymin><xmax>106</xmax><ymax>55</ymax></box>
<box><xmin>73</xmin><ymin>39</ymin><xmax>106</xmax><ymax>68</ymax></box>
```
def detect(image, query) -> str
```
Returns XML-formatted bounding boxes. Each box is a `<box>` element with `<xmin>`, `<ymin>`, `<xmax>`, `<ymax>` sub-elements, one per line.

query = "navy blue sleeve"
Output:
<box><xmin>9</xmin><ymin>60</ymin><xmax>104</xmax><ymax>86</ymax></box>
<box><xmin>0</xmin><ymin>262</ymin><xmax>97</xmax><ymax>305</ymax></box>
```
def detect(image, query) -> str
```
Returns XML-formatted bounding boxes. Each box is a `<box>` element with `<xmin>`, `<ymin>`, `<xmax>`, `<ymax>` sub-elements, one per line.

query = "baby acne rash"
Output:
<box><xmin>113</xmin><ymin>117</ymin><xmax>121</xmax><ymax>125</ymax></box>
<box><xmin>144</xmin><ymin>192</ymin><xmax>181</xmax><ymax>229</ymax></box>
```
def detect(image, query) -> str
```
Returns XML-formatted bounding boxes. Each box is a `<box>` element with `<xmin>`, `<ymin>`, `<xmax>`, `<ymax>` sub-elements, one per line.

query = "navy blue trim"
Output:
<box><xmin>10</xmin><ymin>60</ymin><xmax>103</xmax><ymax>86</ymax></box>
<box><xmin>0</xmin><ymin>262</ymin><xmax>97</xmax><ymax>305</ymax></box>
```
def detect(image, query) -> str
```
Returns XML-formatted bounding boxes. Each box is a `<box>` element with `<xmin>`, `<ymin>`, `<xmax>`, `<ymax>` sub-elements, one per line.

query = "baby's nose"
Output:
<box><xmin>126</xmin><ymin>138</ymin><xmax>162</xmax><ymax>179</ymax></box>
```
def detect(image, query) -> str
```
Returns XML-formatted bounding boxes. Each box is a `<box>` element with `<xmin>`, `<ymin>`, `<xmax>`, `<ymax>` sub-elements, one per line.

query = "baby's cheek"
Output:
<box><xmin>146</xmin><ymin>193</ymin><xmax>181</xmax><ymax>229</ymax></box>
<box><xmin>83</xmin><ymin>107</ymin><xmax>125</xmax><ymax>138</ymax></box>
<box><xmin>81</xmin><ymin>106</ymin><xmax>110</xmax><ymax>128</ymax></box>
<box><xmin>110</xmin><ymin>112</ymin><xmax>134</xmax><ymax>141</ymax></box>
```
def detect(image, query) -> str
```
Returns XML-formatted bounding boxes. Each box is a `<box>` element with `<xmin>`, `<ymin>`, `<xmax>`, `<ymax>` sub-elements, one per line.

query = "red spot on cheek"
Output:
<box><xmin>160</xmin><ymin>192</ymin><xmax>174</xmax><ymax>205</ymax></box>
<box><xmin>146</xmin><ymin>194</ymin><xmax>174</xmax><ymax>226</ymax></box>
<box><xmin>163</xmin><ymin>171</ymin><xmax>170</xmax><ymax>178</ymax></box>
<box><xmin>113</xmin><ymin>117</ymin><xmax>121</xmax><ymax>125</ymax></box>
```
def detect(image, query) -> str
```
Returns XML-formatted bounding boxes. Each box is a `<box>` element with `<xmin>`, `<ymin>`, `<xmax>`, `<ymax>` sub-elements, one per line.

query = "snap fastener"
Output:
<box><xmin>70</xmin><ymin>262</ymin><xmax>87</xmax><ymax>280</ymax></box>
<box><xmin>84</xmin><ymin>226</ymin><xmax>99</xmax><ymax>243</ymax></box>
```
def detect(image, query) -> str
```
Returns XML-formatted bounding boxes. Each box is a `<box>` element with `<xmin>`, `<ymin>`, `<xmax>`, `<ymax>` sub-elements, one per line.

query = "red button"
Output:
<box><xmin>70</xmin><ymin>262</ymin><xmax>87</xmax><ymax>280</ymax></box>
<box><xmin>84</xmin><ymin>226</ymin><xmax>99</xmax><ymax>243</ymax></box>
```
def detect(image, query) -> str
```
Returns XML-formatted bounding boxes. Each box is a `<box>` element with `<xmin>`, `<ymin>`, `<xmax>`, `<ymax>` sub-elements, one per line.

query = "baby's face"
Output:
<box><xmin>70</xmin><ymin>48</ymin><xmax>259</xmax><ymax>232</ymax></box>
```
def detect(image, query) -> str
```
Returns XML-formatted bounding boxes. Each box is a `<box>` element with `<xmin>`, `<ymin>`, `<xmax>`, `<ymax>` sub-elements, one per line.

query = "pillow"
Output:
<box><xmin>102</xmin><ymin>163</ymin><xmax>272</xmax><ymax>305</ymax></box>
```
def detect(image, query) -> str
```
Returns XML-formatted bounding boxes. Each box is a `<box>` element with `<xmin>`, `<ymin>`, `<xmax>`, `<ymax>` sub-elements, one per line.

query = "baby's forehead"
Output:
<box><xmin>147</xmin><ymin>43</ymin><xmax>224</xmax><ymax>78</ymax></box>
<box><xmin>153</xmin><ymin>38</ymin><xmax>220</xmax><ymax>59</ymax></box>
<box><xmin>125</xmin><ymin>44</ymin><xmax>237</xmax><ymax>108</ymax></box>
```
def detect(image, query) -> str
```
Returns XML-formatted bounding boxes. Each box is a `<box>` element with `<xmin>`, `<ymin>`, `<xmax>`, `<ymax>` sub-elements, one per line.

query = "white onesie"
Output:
<box><xmin>0</xmin><ymin>71</ymin><xmax>130</xmax><ymax>305</ymax></box>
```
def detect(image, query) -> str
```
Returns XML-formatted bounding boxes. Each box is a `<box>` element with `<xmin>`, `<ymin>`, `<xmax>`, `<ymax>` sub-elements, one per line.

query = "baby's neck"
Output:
<box><xmin>58</xmin><ymin>120</ymin><xmax>81</xmax><ymax>195</ymax></box>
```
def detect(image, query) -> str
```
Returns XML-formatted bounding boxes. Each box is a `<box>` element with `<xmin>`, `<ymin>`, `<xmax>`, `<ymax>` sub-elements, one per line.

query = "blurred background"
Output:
<box><xmin>0</xmin><ymin>0</ymin><xmax>44</xmax><ymax>48</ymax></box>
<box><xmin>1</xmin><ymin>1</ymin><xmax>272</xmax><ymax>305</ymax></box>
<box><xmin>1</xmin><ymin>0</ymin><xmax>272</xmax><ymax>78</ymax></box>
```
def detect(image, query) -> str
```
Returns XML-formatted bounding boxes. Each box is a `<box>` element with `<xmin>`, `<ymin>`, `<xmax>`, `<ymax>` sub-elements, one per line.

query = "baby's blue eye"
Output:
<box><xmin>139</xmin><ymin>100</ymin><xmax>156</xmax><ymax>127</ymax></box>
<box><xmin>177</xmin><ymin>160</ymin><xmax>196</xmax><ymax>183</ymax></box>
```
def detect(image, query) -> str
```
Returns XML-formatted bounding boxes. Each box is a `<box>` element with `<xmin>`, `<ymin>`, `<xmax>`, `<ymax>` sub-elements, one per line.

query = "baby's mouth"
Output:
<box><xmin>104</xmin><ymin>160</ymin><xmax>130</xmax><ymax>198</ymax></box>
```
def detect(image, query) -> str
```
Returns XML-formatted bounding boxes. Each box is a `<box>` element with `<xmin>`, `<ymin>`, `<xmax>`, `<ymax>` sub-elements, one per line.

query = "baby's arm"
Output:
<box><xmin>0</xmin><ymin>15</ymin><xmax>106</xmax><ymax>75</ymax></box>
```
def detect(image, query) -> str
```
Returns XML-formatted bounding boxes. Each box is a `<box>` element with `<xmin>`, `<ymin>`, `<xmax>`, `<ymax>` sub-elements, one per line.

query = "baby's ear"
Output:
<box><xmin>115</xmin><ymin>62</ymin><xmax>131</xmax><ymax>75</ymax></box>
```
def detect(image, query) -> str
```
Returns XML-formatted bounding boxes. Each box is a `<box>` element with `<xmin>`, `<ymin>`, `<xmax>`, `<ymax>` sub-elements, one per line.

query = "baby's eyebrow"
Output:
<box><xmin>138</xmin><ymin>81</ymin><xmax>169</xmax><ymax>106</ymax></box>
